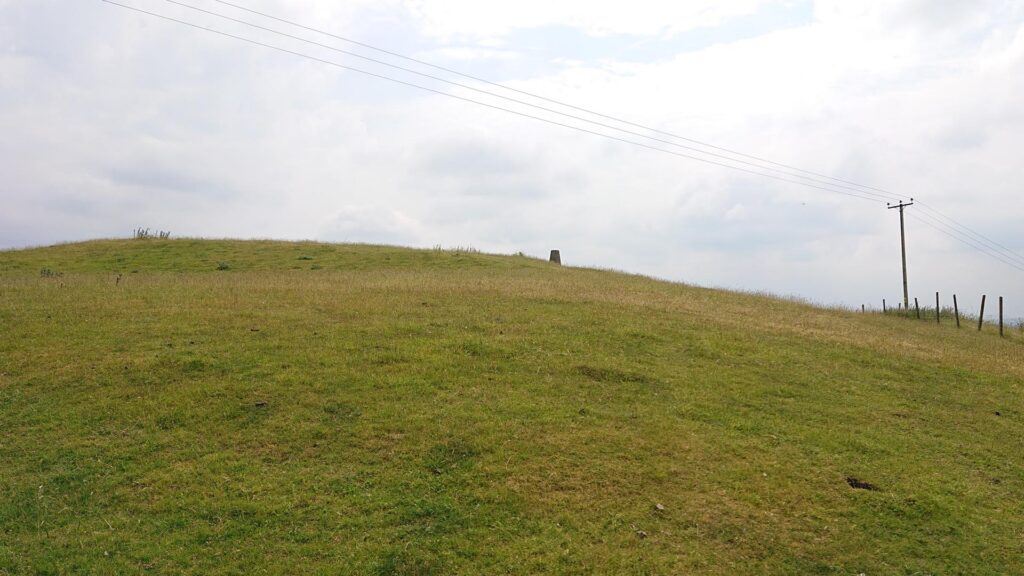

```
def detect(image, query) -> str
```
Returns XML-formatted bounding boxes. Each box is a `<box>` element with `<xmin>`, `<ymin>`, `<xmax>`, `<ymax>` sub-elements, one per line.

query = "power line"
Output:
<box><xmin>209</xmin><ymin>0</ymin><xmax>906</xmax><ymax>202</ymax></box>
<box><xmin>100</xmin><ymin>0</ymin><xmax>887</xmax><ymax>202</ymax></box>
<box><xmin>913</xmin><ymin>212</ymin><xmax>1024</xmax><ymax>271</ymax></box>
<box><xmin>103</xmin><ymin>1</ymin><xmax>1024</xmax><ymax>277</ymax></box>
<box><xmin>907</xmin><ymin>202</ymin><xmax>1024</xmax><ymax>270</ymax></box>
<box><xmin>912</xmin><ymin>215</ymin><xmax>1024</xmax><ymax>274</ymax></box>
<box><xmin>915</xmin><ymin>199</ymin><xmax>1024</xmax><ymax>267</ymax></box>
<box><xmin>208</xmin><ymin>0</ymin><xmax>1023</xmax><ymax>267</ymax></box>
<box><xmin>163</xmin><ymin>0</ymin><xmax>899</xmax><ymax>202</ymax></box>
<box><xmin>908</xmin><ymin>213</ymin><xmax>1024</xmax><ymax>274</ymax></box>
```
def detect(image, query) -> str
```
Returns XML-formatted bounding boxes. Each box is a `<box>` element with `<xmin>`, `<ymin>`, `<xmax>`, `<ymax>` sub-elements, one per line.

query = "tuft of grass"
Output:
<box><xmin>432</xmin><ymin>244</ymin><xmax>480</xmax><ymax>255</ymax></box>
<box><xmin>575</xmin><ymin>364</ymin><xmax>656</xmax><ymax>385</ymax></box>
<box><xmin>424</xmin><ymin>440</ymin><xmax>481</xmax><ymax>474</ymax></box>
<box><xmin>0</xmin><ymin>238</ymin><xmax>1022</xmax><ymax>575</ymax></box>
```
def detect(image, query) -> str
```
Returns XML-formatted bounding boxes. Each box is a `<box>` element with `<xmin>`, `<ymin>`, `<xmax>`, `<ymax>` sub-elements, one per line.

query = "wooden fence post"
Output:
<box><xmin>915</xmin><ymin>297</ymin><xmax>920</xmax><ymax>319</ymax></box>
<box><xmin>978</xmin><ymin>295</ymin><xmax>986</xmax><ymax>331</ymax></box>
<box><xmin>935</xmin><ymin>292</ymin><xmax>940</xmax><ymax>324</ymax></box>
<box><xmin>862</xmin><ymin>304</ymin><xmax>865</xmax><ymax>313</ymax></box>
<box><xmin>883</xmin><ymin>299</ymin><xmax>887</xmax><ymax>313</ymax></box>
<box><xmin>953</xmin><ymin>294</ymin><xmax>960</xmax><ymax>328</ymax></box>
<box><xmin>999</xmin><ymin>296</ymin><xmax>1004</xmax><ymax>337</ymax></box>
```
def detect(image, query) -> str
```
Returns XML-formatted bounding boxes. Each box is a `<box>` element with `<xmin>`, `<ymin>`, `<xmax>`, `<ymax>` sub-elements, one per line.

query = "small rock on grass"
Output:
<box><xmin>654</xmin><ymin>503</ymin><xmax>665</xmax><ymax>512</ymax></box>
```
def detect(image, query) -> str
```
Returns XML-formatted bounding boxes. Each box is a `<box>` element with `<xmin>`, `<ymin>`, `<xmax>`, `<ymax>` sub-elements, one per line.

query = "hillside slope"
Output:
<box><xmin>1</xmin><ymin>239</ymin><xmax>1022</xmax><ymax>574</ymax></box>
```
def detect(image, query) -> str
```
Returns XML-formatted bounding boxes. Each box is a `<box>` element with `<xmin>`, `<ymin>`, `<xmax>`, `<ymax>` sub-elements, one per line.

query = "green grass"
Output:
<box><xmin>1</xmin><ymin>238</ymin><xmax>1022</xmax><ymax>574</ymax></box>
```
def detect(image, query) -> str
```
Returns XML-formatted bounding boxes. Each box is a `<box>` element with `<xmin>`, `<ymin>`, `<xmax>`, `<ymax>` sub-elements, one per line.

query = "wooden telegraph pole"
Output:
<box><xmin>887</xmin><ymin>199</ymin><xmax>914</xmax><ymax>312</ymax></box>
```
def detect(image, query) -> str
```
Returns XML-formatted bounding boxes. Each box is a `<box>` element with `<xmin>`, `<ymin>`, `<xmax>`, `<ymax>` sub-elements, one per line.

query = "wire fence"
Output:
<box><xmin>868</xmin><ymin>293</ymin><xmax>1019</xmax><ymax>338</ymax></box>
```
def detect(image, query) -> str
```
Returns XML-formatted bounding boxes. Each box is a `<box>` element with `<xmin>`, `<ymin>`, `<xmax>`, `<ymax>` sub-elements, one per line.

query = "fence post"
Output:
<box><xmin>935</xmin><ymin>292</ymin><xmax>940</xmax><ymax>324</ymax></box>
<box><xmin>999</xmin><ymin>296</ymin><xmax>1004</xmax><ymax>337</ymax></box>
<box><xmin>915</xmin><ymin>297</ymin><xmax>920</xmax><ymax>319</ymax></box>
<box><xmin>953</xmin><ymin>294</ymin><xmax>960</xmax><ymax>328</ymax></box>
<box><xmin>862</xmin><ymin>304</ymin><xmax>865</xmax><ymax>313</ymax></box>
<box><xmin>978</xmin><ymin>295</ymin><xmax>986</xmax><ymax>331</ymax></box>
<box><xmin>883</xmin><ymin>299</ymin><xmax>887</xmax><ymax>313</ymax></box>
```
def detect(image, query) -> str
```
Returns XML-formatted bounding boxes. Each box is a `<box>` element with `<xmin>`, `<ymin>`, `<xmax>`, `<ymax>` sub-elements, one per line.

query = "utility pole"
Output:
<box><xmin>887</xmin><ymin>198</ymin><xmax>914</xmax><ymax>311</ymax></box>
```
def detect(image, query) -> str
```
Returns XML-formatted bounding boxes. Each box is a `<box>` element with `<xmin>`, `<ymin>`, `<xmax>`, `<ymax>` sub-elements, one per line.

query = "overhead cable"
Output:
<box><xmin>100</xmin><ymin>0</ymin><xmax>888</xmax><ymax>202</ymax></box>
<box><xmin>164</xmin><ymin>0</ymin><xmax>899</xmax><ymax>201</ymax></box>
<box><xmin>208</xmin><ymin>0</ymin><xmax>906</xmax><ymax>201</ymax></box>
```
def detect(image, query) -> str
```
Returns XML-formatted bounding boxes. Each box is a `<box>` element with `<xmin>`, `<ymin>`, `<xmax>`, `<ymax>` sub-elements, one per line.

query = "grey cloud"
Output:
<box><xmin>103</xmin><ymin>166</ymin><xmax>232</xmax><ymax>197</ymax></box>
<box><xmin>937</xmin><ymin>126</ymin><xmax>989</xmax><ymax>150</ymax></box>
<box><xmin>422</xmin><ymin>139</ymin><xmax>529</xmax><ymax>177</ymax></box>
<box><xmin>890</xmin><ymin>0</ymin><xmax>997</xmax><ymax>32</ymax></box>
<box><xmin>319</xmin><ymin>206</ymin><xmax>423</xmax><ymax>245</ymax></box>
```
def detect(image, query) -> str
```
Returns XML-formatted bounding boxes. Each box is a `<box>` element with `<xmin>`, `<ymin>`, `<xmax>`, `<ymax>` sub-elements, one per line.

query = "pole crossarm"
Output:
<box><xmin>887</xmin><ymin>201</ymin><xmax>915</xmax><ymax>210</ymax></box>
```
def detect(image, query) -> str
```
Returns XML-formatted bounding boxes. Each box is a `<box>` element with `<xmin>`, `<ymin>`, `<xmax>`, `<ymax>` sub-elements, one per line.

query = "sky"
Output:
<box><xmin>2</xmin><ymin>0</ymin><xmax>1023</xmax><ymax>319</ymax></box>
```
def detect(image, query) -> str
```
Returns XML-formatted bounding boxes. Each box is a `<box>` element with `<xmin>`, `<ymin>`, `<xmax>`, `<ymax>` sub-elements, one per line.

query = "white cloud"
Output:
<box><xmin>402</xmin><ymin>0</ymin><xmax>775</xmax><ymax>41</ymax></box>
<box><xmin>420</xmin><ymin>46</ymin><xmax>521</xmax><ymax>62</ymax></box>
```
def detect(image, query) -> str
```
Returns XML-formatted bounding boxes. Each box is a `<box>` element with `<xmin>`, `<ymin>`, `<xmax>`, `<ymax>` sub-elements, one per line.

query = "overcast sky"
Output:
<box><xmin>3</xmin><ymin>0</ymin><xmax>1023</xmax><ymax>318</ymax></box>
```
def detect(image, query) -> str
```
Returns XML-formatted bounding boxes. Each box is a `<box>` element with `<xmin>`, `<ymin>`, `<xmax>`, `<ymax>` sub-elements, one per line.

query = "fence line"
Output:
<box><xmin>869</xmin><ymin>292</ymin><xmax>1013</xmax><ymax>338</ymax></box>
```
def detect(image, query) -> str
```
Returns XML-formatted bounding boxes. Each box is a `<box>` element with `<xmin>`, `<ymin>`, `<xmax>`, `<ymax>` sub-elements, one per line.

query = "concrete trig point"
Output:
<box><xmin>549</xmin><ymin>250</ymin><xmax>561</xmax><ymax>265</ymax></box>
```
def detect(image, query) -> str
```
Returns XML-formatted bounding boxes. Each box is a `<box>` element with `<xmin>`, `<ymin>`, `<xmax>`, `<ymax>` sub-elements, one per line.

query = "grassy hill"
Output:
<box><xmin>1</xmin><ymin>239</ymin><xmax>1022</xmax><ymax>575</ymax></box>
